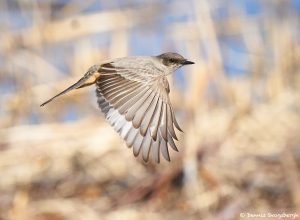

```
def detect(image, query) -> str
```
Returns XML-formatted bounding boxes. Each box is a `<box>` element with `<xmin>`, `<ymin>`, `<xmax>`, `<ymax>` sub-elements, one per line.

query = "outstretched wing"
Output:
<box><xmin>96</xmin><ymin>62</ymin><xmax>182</xmax><ymax>163</ymax></box>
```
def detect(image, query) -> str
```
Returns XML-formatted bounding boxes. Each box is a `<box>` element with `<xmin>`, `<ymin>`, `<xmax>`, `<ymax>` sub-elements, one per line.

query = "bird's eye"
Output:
<box><xmin>169</xmin><ymin>58</ymin><xmax>176</xmax><ymax>63</ymax></box>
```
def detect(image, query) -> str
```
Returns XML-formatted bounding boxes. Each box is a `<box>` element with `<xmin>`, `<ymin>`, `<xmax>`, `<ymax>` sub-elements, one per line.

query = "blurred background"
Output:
<box><xmin>0</xmin><ymin>0</ymin><xmax>300</xmax><ymax>219</ymax></box>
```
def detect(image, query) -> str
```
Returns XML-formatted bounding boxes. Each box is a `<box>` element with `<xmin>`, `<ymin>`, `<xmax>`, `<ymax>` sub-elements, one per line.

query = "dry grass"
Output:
<box><xmin>0</xmin><ymin>0</ymin><xmax>299</xmax><ymax>219</ymax></box>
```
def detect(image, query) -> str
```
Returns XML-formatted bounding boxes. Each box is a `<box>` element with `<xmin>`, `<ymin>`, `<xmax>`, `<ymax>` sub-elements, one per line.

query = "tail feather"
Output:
<box><xmin>40</xmin><ymin>65</ymin><xmax>100</xmax><ymax>107</ymax></box>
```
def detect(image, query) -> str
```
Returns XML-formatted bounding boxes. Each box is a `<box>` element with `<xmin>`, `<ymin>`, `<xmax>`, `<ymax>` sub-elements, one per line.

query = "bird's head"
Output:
<box><xmin>157</xmin><ymin>52</ymin><xmax>194</xmax><ymax>71</ymax></box>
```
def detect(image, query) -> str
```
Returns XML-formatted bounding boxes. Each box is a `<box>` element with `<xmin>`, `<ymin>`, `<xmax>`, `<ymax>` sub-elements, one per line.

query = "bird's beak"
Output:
<box><xmin>182</xmin><ymin>60</ymin><xmax>195</xmax><ymax>65</ymax></box>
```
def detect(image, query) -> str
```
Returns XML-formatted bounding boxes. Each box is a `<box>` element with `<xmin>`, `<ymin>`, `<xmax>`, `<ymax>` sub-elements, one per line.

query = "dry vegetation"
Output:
<box><xmin>0</xmin><ymin>1</ymin><xmax>299</xmax><ymax>220</ymax></box>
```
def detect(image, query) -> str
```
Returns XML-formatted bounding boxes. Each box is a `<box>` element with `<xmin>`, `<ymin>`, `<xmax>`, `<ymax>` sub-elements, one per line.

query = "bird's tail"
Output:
<box><xmin>40</xmin><ymin>65</ymin><xmax>101</xmax><ymax>107</ymax></box>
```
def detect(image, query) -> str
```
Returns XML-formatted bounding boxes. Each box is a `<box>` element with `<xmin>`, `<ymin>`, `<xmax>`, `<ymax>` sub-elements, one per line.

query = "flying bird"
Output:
<box><xmin>41</xmin><ymin>52</ymin><xmax>194</xmax><ymax>163</ymax></box>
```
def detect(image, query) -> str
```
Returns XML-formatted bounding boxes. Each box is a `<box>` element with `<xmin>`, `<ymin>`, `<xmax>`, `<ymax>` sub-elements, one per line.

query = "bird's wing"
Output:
<box><xmin>97</xmin><ymin>62</ymin><xmax>182</xmax><ymax>163</ymax></box>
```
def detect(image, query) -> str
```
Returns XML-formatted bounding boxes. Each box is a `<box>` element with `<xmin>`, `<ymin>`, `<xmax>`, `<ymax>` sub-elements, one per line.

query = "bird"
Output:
<box><xmin>41</xmin><ymin>52</ymin><xmax>194</xmax><ymax>163</ymax></box>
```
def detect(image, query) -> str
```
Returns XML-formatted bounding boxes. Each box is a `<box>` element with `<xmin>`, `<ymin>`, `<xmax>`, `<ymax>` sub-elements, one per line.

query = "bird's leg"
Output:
<box><xmin>40</xmin><ymin>65</ymin><xmax>101</xmax><ymax>107</ymax></box>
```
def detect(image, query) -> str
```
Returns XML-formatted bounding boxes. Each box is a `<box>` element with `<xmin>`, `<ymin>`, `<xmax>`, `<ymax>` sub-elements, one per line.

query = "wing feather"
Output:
<box><xmin>160</xmin><ymin>138</ymin><xmax>170</xmax><ymax>161</ymax></box>
<box><xmin>96</xmin><ymin>61</ymin><xmax>182</xmax><ymax>162</ymax></box>
<box><xmin>125</xmin><ymin>88</ymin><xmax>152</xmax><ymax>121</ymax></box>
<box><xmin>140</xmin><ymin>93</ymin><xmax>159</xmax><ymax>136</ymax></box>
<box><xmin>150</xmin><ymin>99</ymin><xmax>162</xmax><ymax>141</ymax></box>
<box><xmin>141</xmin><ymin>132</ymin><xmax>152</xmax><ymax>162</ymax></box>
<box><xmin>167</xmin><ymin>105</ymin><xmax>178</xmax><ymax>140</ymax></box>
<box><xmin>152</xmin><ymin>138</ymin><xmax>160</xmax><ymax>163</ymax></box>
<box><xmin>159</xmin><ymin>103</ymin><xmax>168</xmax><ymax>141</ymax></box>
<box><xmin>132</xmin><ymin>91</ymin><xmax>156</xmax><ymax>129</ymax></box>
